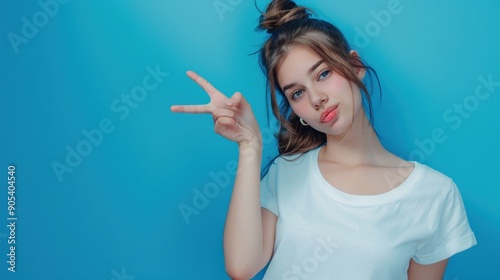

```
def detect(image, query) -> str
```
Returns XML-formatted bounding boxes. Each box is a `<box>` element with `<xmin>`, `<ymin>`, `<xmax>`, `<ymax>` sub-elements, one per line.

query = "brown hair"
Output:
<box><xmin>257</xmin><ymin>0</ymin><xmax>379</xmax><ymax>156</ymax></box>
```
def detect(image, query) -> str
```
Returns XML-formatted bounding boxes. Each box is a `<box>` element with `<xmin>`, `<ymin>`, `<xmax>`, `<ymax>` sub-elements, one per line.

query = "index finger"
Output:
<box><xmin>186</xmin><ymin>70</ymin><xmax>223</xmax><ymax>98</ymax></box>
<box><xmin>170</xmin><ymin>104</ymin><xmax>210</xmax><ymax>114</ymax></box>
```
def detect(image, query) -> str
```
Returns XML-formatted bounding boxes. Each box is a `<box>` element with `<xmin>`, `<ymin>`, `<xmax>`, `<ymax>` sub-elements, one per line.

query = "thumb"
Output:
<box><xmin>225</xmin><ymin>92</ymin><xmax>249</xmax><ymax>109</ymax></box>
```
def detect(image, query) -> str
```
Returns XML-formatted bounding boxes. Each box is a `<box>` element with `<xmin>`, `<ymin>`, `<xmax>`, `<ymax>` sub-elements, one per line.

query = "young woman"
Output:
<box><xmin>171</xmin><ymin>0</ymin><xmax>477</xmax><ymax>279</ymax></box>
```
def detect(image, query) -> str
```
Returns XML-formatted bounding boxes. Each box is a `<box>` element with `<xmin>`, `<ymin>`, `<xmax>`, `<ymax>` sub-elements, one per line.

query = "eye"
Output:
<box><xmin>291</xmin><ymin>89</ymin><xmax>304</xmax><ymax>101</ymax></box>
<box><xmin>318</xmin><ymin>69</ymin><xmax>330</xmax><ymax>80</ymax></box>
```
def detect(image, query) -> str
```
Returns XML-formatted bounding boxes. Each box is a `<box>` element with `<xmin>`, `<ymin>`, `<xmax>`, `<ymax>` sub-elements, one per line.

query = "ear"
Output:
<box><xmin>349</xmin><ymin>50</ymin><xmax>366</xmax><ymax>80</ymax></box>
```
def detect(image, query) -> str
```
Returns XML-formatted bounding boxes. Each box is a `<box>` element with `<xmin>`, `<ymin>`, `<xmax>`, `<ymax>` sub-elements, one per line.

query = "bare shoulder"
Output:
<box><xmin>376</xmin><ymin>154</ymin><xmax>416</xmax><ymax>190</ymax></box>
<box><xmin>392</xmin><ymin>157</ymin><xmax>415</xmax><ymax>176</ymax></box>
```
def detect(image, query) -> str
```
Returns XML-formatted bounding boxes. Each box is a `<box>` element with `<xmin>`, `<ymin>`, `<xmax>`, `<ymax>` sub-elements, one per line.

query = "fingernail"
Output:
<box><xmin>225</xmin><ymin>100</ymin><xmax>233</xmax><ymax>106</ymax></box>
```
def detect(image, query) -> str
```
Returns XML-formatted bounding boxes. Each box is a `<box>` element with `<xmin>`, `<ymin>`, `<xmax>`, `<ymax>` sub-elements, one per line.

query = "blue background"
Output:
<box><xmin>1</xmin><ymin>0</ymin><xmax>499</xmax><ymax>279</ymax></box>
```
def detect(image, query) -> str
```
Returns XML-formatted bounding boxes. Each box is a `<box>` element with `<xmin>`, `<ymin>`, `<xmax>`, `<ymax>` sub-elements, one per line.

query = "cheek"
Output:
<box><xmin>322</xmin><ymin>75</ymin><xmax>354</xmax><ymax>101</ymax></box>
<box><xmin>337</xmin><ymin>80</ymin><xmax>362</xmax><ymax>107</ymax></box>
<box><xmin>350</xmin><ymin>83</ymin><xmax>364</xmax><ymax>107</ymax></box>
<box><xmin>290</xmin><ymin>102</ymin><xmax>309</xmax><ymax>118</ymax></box>
<box><xmin>330</xmin><ymin>74</ymin><xmax>347</xmax><ymax>88</ymax></box>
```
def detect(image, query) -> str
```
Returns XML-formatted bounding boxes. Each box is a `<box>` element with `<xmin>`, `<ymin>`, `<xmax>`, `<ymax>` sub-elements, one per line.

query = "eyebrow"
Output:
<box><xmin>282</xmin><ymin>59</ymin><xmax>325</xmax><ymax>92</ymax></box>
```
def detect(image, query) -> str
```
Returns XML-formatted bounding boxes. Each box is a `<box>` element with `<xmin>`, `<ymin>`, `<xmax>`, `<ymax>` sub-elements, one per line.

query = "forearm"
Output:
<box><xmin>223</xmin><ymin>140</ymin><xmax>264</xmax><ymax>278</ymax></box>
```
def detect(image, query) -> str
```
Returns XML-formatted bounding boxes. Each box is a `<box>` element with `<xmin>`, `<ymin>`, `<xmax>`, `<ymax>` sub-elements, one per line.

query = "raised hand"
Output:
<box><xmin>171</xmin><ymin>71</ymin><xmax>261</xmax><ymax>146</ymax></box>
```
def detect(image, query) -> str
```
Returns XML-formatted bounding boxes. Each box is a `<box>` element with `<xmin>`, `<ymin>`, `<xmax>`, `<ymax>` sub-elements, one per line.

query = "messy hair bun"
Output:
<box><xmin>258</xmin><ymin>0</ymin><xmax>311</xmax><ymax>33</ymax></box>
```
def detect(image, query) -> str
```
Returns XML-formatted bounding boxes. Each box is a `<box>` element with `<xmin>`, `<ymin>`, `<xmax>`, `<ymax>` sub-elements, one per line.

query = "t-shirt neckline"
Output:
<box><xmin>310</xmin><ymin>146</ymin><xmax>424</xmax><ymax>206</ymax></box>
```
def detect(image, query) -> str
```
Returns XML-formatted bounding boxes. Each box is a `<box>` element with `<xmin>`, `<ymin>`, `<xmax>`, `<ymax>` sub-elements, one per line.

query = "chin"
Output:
<box><xmin>312</xmin><ymin>120</ymin><xmax>351</xmax><ymax>137</ymax></box>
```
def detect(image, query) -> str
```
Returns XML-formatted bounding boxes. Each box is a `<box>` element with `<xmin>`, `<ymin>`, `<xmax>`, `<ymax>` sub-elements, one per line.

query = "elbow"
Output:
<box><xmin>226</xmin><ymin>272</ymin><xmax>252</xmax><ymax>280</ymax></box>
<box><xmin>226</xmin><ymin>269</ymin><xmax>254</xmax><ymax>280</ymax></box>
<box><xmin>225</xmin><ymin>261</ymin><xmax>260</xmax><ymax>280</ymax></box>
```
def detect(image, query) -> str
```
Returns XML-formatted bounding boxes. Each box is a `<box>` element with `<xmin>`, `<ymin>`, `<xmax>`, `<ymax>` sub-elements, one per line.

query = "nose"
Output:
<box><xmin>310</xmin><ymin>88</ymin><xmax>328</xmax><ymax>110</ymax></box>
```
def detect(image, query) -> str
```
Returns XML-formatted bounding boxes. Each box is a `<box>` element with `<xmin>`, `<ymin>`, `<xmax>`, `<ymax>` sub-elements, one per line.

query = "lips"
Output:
<box><xmin>320</xmin><ymin>105</ymin><xmax>339</xmax><ymax>123</ymax></box>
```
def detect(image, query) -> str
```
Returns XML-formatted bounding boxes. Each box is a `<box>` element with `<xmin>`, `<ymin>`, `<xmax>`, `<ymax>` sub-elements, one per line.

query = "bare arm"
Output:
<box><xmin>224</xmin><ymin>141</ymin><xmax>278</xmax><ymax>279</ymax></box>
<box><xmin>171</xmin><ymin>71</ymin><xmax>277</xmax><ymax>279</ymax></box>
<box><xmin>408</xmin><ymin>258</ymin><xmax>448</xmax><ymax>280</ymax></box>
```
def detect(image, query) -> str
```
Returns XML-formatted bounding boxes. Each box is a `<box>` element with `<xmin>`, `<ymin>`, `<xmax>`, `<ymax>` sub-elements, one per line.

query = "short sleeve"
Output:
<box><xmin>260</xmin><ymin>160</ymin><xmax>279</xmax><ymax>216</ymax></box>
<box><xmin>413</xmin><ymin>181</ymin><xmax>477</xmax><ymax>264</ymax></box>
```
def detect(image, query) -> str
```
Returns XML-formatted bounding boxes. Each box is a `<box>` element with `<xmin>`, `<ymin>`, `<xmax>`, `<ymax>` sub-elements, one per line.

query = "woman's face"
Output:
<box><xmin>276</xmin><ymin>45</ymin><xmax>366</xmax><ymax>137</ymax></box>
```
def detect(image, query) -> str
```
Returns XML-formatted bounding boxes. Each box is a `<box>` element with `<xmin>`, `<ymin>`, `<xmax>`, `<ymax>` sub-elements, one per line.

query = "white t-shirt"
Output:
<box><xmin>260</xmin><ymin>146</ymin><xmax>477</xmax><ymax>280</ymax></box>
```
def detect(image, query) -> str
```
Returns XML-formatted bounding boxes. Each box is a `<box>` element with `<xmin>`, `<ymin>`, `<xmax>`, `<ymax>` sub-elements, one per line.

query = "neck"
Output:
<box><xmin>322</xmin><ymin>111</ymin><xmax>386</xmax><ymax>166</ymax></box>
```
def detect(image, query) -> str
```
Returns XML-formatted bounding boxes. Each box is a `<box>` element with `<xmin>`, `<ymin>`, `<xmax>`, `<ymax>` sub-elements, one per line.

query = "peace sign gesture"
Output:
<box><xmin>171</xmin><ymin>71</ymin><xmax>262</xmax><ymax>147</ymax></box>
